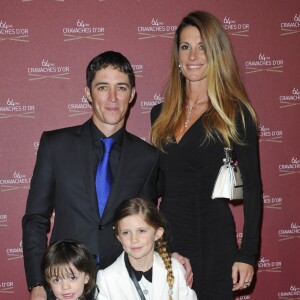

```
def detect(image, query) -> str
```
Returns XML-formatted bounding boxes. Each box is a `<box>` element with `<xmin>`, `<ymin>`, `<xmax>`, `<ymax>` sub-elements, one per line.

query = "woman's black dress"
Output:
<box><xmin>151</xmin><ymin>104</ymin><xmax>262</xmax><ymax>300</ymax></box>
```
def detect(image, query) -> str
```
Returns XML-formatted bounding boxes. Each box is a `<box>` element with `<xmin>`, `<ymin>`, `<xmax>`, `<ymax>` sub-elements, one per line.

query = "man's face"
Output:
<box><xmin>85</xmin><ymin>66</ymin><xmax>135</xmax><ymax>136</ymax></box>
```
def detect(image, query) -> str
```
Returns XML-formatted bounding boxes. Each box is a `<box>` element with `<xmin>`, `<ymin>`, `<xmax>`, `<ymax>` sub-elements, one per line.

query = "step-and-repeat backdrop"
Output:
<box><xmin>1</xmin><ymin>1</ymin><xmax>299</xmax><ymax>299</ymax></box>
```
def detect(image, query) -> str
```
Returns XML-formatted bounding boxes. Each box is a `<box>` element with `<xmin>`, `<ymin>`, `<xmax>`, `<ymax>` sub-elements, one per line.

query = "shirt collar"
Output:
<box><xmin>132</xmin><ymin>267</ymin><xmax>153</xmax><ymax>282</ymax></box>
<box><xmin>124</xmin><ymin>252</ymin><xmax>153</xmax><ymax>282</ymax></box>
<box><xmin>90</xmin><ymin>119</ymin><xmax>124</xmax><ymax>146</ymax></box>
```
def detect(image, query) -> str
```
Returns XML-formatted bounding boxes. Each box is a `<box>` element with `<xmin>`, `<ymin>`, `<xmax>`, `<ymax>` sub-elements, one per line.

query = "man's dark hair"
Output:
<box><xmin>86</xmin><ymin>51</ymin><xmax>135</xmax><ymax>90</ymax></box>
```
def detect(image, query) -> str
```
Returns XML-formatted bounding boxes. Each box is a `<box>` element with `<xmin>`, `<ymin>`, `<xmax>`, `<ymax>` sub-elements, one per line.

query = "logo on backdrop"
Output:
<box><xmin>62</xmin><ymin>19</ymin><xmax>105</xmax><ymax>42</ymax></box>
<box><xmin>0</xmin><ymin>171</ymin><xmax>31</xmax><ymax>192</ymax></box>
<box><xmin>0</xmin><ymin>20</ymin><xmax>29</xmax><ymax>42</ymax></box>
<box><xmin>6</xmin><ymin>241</ymin><xmax>23</xmax><ymax>261</ymax></box>
<box><xmin>259</xmin><ymin>125</ymin><xmax>283</xmax><ymax>143</ymax></box>
<box><xmin>245</xmin><ymin>53</ymin><xmax>284</xmax><ymax>74</ymax></box>
<box><xmin>0</xmin><ymin>98</ymin><xmax>35</xmax><ymax>119</ymax></box>
<box><xmin>28</xmin><ymin>59</ymin><xmax>70</xmax><ymax>81</ymax></box>
<box><xmin>280</xmin><ymin>88</ymin><xmax>300</xmax><ymax>108</ymax></box>
<box><xmin>131</xmin><ymin>64</ymin><xmax>144</xmax><ymax>78</ymax></box>
<box><xmin>278</xmin><ymin>285</ymin><xmax>300</xmax><ymax>299</ymax></box>
<box><xmin>281</xmin><ymin>14</ymin><xmax>300</xmax><ymax>36</ymax></box>
<box><xmin>140</xmin><ymin>93</ymin><xmax>164</xmax><ymax>114</ymax></box>
<box><xmin>137</xmin><ymin>18</ymin><xmax>177</xmax><ymax>40</ymax></box>
<box><xmin>235</xmin><ymin>296</ymin><xmax>250</xmax><ymax>300</ymax></box>
<box><xmin>257</xmin><ymin>256</ymin><xmax>282</xmax><ymax>273</ymax></box>
<box><xmin>279</xmin><ymin>157</ymin><xmax>300</xmax><ymax>176</ymax></box>
<box><xmin>21</xmin><ymin>0</ymin><xmax>64</xmax><ymax>2</ymax></box>
<box><xmin>263</xmin><ymin>194</ymin><xmax>283</xmax><ymax>209</ymax></box>
<box><xmin>236</xmin><ymin>232</ymin><xmax>243</xmax><ymax>246</ymax></box>
<box><xmin>223</xmin><ymin>16</ymin><xmax>250</xmax><ymax>37</ymax></box>
<box><xmin>33</xmin><ymin>141</ymin><xmax>39</xmax><ymax>155</ymax></box>
<box><xmin>0</xmin><ymin>281</ymin><xmax>14</xmax><ymax>294</ymax></box>
<box><xmin>0</xmin><ymin>214</ymin><xmax>8</xmax><ymax>227</ymax></box>
<box><xmin>68</xmin><ymin>95</ymin><xmax>91</xmax><ymax>117</ymax></box>
<box><xmin>278</xmin><ymin>222</ymin><xmax>300</xmax><ymax>242</ymax></box>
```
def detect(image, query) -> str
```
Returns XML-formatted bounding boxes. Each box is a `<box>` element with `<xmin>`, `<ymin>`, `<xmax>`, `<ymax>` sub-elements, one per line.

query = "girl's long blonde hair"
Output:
<box><xmin>151</xmin><ymin>11</ymin><xmax>258</xmax><ymax>150</ymax></box>
<box><xmin>114</xmin><ymin>197</ymin><xmax>174</xmax><ymax>300</ymax></box>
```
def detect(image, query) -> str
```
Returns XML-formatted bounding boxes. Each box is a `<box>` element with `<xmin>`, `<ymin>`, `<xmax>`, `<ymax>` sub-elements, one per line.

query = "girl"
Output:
<box><xmin>96</xmin><ymin>197</ymin><xmax>197</xmax><ymax>300</ymax></box>
<box><xmin>42</xmin><ymin>239</ymin><xmax>97</xmax><ymax>300</ymax></box>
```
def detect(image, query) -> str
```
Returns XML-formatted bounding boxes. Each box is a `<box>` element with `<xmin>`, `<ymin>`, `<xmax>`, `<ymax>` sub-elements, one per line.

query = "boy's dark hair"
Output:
<box><xmin>41</xmin><ymin>239</ymin><xmax>96</xmax><ymax>300</ymax></box>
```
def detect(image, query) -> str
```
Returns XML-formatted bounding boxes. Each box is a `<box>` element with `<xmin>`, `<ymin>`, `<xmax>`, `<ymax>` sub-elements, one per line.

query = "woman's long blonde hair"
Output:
<box><xmin>151</xmin><ymin>11</ymin><xmax>258</xmax><ymax>150</ymax></box>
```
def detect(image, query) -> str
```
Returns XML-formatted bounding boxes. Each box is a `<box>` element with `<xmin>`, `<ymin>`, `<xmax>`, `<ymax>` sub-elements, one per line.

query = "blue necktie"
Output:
<box><xmin>95</xmin><ymin>137</ymin><xmax>115</xmax><ymax>217</ymax></box>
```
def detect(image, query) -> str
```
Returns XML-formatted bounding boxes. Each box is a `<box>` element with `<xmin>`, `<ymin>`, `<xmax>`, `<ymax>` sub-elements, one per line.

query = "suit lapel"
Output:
<box><xmin>117</xmin><ymin>253</ymin><xmax>140</xmax><ymax>300</ymax></box>
<box><xmin>74</xmin><ymin>120</ymin><xmax>98</xmax><ymax>212</ymax></box>
<box><xmin>118</xmin><ymin>270</ymin><xmax>139</xmax><ymax>300</ymax></box>
<box><xmin>152</xmin><ymin>252</ymin><xmax>168</xmax><ymax>300</ymax></box>
<box><xmin>114</xmin><ymin>252</ymin><xmax>168</xmax><ymax>300</ymax></box>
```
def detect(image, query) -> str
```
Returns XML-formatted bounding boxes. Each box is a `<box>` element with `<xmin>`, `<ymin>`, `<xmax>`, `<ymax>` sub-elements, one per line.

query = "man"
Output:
<box><xmin>22</xmin><ymin>51</ymin><xmax>191</xmax><ymax>300</ymax></box>
<box><xmin>23</xmin><ymin>51</ymin><xmax>160</xmax><ymax>300</ymax></box>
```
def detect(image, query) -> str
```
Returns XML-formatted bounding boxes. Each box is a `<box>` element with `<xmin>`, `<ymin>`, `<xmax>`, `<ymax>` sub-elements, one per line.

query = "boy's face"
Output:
<box><xmin>47</xmin><ymin>265</ymin><xmax>89</xmax><ymax>300</ymax></box>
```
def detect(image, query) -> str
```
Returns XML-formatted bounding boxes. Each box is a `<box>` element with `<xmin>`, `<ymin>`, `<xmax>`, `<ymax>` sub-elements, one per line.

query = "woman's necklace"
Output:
<box><xmin>184</xmin><ymin>96</ymin><xmax>208</xmax><ymax>128</ymax></box>
<box><xmin>185</xmin><ymin>102</ymin><xmax>200</xmax><ymax>128</ymax></box>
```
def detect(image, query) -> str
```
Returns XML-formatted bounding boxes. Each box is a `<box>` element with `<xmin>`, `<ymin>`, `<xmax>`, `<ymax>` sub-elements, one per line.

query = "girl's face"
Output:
<box><xmin>178</xmin><ymin>25</ymin><xmax>208</xmax><ymax>84</ymax></box>
<box><xmin>117</xmin><ymin>213</ymin><xmax>163</xmax><ymax>270</ymax></box>
<box><xmin>47</xmin><ymin>265</ymin><xmax>89</xmax><ymax>300</ymax></box>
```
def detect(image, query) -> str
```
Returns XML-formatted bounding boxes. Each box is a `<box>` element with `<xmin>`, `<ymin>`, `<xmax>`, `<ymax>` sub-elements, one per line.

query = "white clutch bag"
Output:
<box><xmin>212</xmin><ymin>148</ymin><xmax>243</xmax><ymax>200</ymax></box>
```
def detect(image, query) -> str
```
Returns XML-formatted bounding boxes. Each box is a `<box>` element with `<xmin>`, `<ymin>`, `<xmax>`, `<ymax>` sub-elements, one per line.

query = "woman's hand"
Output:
<box><xmin>171</xmin><ymin>252</ymin><xmax>193</xmax><ymax>287</ymax></box>
<box><xmin>232</xmin><ymin>262</ymin><xmax>254</xmax><ymax>291</ymax></box>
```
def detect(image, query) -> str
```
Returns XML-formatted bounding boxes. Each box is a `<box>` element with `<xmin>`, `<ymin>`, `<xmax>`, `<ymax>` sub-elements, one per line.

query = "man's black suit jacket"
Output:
<box><xmin>22</xmin><ymin>119</ymin><xmax>159</xmax><ymax>287</ymax></box>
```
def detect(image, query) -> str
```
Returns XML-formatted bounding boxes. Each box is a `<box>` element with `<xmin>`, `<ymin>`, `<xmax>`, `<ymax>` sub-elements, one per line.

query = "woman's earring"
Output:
<box><xmin>178</xmin><ymin>60</ymin><xmax>182</xmax><ymax>73</ymax></box>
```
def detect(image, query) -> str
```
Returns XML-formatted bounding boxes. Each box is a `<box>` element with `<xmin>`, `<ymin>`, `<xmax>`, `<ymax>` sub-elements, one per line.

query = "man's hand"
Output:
<box><xmin>232</xmin><ymin>262</ymin><xmax>254</xmax><ymax>291</ymax></box>
<box><xmin>29</xmin><ymin>286</ymin><xmax>47</xmax><ymax>300</ymax></box>
<box><xmin>171</xmin><ymin>252</ymin><xmax>193</xmax><ymax>287</ymax></box>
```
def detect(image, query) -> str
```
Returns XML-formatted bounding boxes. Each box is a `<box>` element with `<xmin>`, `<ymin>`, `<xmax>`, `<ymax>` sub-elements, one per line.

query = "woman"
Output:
<box><xmin>150</xmin><ymin>11</ymin><xmax>262</xmax><ymax>299</ymax></box>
